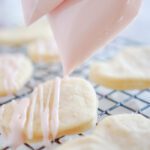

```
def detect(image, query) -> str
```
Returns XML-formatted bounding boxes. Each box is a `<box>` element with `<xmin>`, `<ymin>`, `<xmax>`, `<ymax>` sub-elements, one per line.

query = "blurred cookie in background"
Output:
<box><xmin>0</xmin><ymin>18</ymin><xmax>52</xmax><ymax>46</ymax></box>
<box><xmin>57</xmin><ymin>114</ymin><xmax>150</xmax><ymax>150</ymax></box>
<box><xmin>0</xmin><ymin>54</ymin><xmax>33</xmax><ymax>96</ymax></box>
<box><xmin>27</xmin><ymin>38</ymin><xmax>60</xmax><ymax>63</ymax></box>
<box><xmin>90</xmin><ymin>47</ymin><xmax>150</xmax><ymax>90</ymax></box>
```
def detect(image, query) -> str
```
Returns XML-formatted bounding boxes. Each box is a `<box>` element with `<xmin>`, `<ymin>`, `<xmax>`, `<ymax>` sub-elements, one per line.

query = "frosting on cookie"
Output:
<box><xmin>50</xmin><ymin>77</ymin><xmax>61</xmax><ymax>140</ymax></box>
<box><xmin>0</xmin><ymin>77</ymin><xmax>61</xmax><ymax>148</ymax></box>
<box><xmin>8</xmin><ymin>100</ymin><xmax>29</xmax><ymax>149</ymax></box>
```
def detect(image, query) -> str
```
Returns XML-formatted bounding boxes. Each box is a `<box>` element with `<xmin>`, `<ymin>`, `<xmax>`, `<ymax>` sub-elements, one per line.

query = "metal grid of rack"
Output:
<box><xmin>0</xmin><ymin>37</ymin><xmax>150</xmax><ymax>150</ymax></box>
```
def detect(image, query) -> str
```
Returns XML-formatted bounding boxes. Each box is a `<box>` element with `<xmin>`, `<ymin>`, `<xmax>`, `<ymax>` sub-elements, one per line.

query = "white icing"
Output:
<box><xmin>39</xmin><ymin>77</ymin><xmax>61</xmax><ymax>146</ymax></box>
<box><xmin>27</xmin><ymin>89</ymin><xmax>37</xmax><ymax>140</ymax></box>
<box><xmin>40</xmin><ymin>84</ymin><xmax>51</xmax><ymax>148</ymax></box>
<box><xmin>7</xmin><ymin>99</ymin><xmax>29</xmax><ymax>149</ymax></box>
<box><xmin>50</xmin><ymin>77</ymin><xmax>61</xmax><ymax>140</ymax></box>
<box><xmin>0</xmin><ymin>77</ymin><xmax>61</xmax><ymax>148</ymax></box>
<box><xmin>39</xmin><ymin>85</ymin><xmax>45</xmax><ymax>137</ymax></box>
<box><xmin>0</xmin><ymin>105</ymin><xmax>4</xmax><ymax>134</ymax></box>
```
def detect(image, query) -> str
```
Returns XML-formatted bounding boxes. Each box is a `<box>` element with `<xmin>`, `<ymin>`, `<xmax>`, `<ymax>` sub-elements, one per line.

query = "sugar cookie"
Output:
<box><xmin>0</xmin><ymin>77</ymin><xmax>98</xmax><ymax>147</ymax></box>
<box><xmin>90</xmin><ymin>47</ymin><xmax>150</xmax><ymax>90</ymax></box>
<box><xmin>0</xmin><ymin>54</ymin><xmax>33</xmax><ymax>96</ymax></box>
<box><xmin>57</xmin><ymin>114</ymin><xmax>150</xmax><ymax>150</ymax></box>
<box><xmin>0</xmin><ymin>18</ymin><xmax>52</xmax><ymax>46</ymax></box>
<box><xmin>27</xmin><ymin>39</ymin><xmax>60</xmax><ymax>63</ymax></box>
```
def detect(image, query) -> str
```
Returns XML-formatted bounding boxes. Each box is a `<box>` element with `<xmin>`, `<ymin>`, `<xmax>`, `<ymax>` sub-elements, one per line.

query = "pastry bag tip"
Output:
<box><xmin>21</xmin><ymin>0</ymin><xmax>65</xmax><ymax>26</ymax></box>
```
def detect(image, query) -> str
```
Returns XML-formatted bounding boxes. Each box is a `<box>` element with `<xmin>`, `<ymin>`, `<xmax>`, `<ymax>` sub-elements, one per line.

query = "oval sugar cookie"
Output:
<box><xmin>90</xmin><ymin>47</ymin><xmax>150</xmax><ymax>90</ymax></box>
<box><xmin>0</xmin><ymin>77</ymin><xmax>98</xmax><ymax>147</ymax></box>
<box><xmin>27</xmin><ymin>39</ymin><xmax>60</xmax><ymax>63</ymax></box>
<box><xmin>0</xmin><ymin>54</ymin><xmax>33</xmax><ymax>96</ymax></box>
<box><xmin>57</xmin><ymin>114</ymin><xmax>150</xmax><ymax>150</ymax></box>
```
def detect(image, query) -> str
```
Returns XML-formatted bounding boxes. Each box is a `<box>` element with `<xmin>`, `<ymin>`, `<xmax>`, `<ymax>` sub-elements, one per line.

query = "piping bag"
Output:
<box><xmin>22</xmin><ymin>0</ymin><xmax>142</xmax><ymax>75</ymax></box>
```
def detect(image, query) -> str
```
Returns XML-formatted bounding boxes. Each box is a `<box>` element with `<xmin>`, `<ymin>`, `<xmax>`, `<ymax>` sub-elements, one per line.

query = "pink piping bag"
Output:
<box><xmin>22</xmin><ymin>0</ymin><xmax>142</xmax><ymax>75</ymax></box>
<box><xmin>21</xmin><ymin>0</ymin><xmax>64</xmax><ymax>25</ymax></box>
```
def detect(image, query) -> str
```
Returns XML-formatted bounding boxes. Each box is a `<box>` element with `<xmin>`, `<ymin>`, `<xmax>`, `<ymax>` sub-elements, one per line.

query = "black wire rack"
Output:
<box><xmin>0</xmin><ymin>37</ymin><xmax>150</xmax><ymax>150</ymax></box>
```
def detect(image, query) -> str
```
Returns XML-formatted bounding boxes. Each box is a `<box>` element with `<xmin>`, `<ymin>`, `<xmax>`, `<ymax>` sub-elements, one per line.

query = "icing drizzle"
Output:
<box><xmin>0</xmin><ymin>77</ymin><xmax>61</xmax><ymax>148</ymax></box>
<box><xmin>50</xmin><ymin>77</ymin><xmax>61</xmax><ymax>140</ymax></box>
<box><xmin>27</xmin><ymin>88</ymin><xmax>38</xmax><ymax>140</ymax></box>
<box><xmin>0</xmin><ymin>105</ymin><xmax>4</xmax><ymax>133</ymax></box>
<box><xmin>39</xmin><ymin>84</ymin><xmax>50</xmax><ymax>147</ymax></box>
<box><xmin>8</xmin><ymin>99</ymin><xmax>29</xmax><ymax>149</ymax></box>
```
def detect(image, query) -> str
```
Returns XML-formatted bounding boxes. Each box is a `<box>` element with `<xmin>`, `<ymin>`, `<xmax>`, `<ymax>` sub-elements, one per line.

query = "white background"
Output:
<box><xmin>121</xmin><ymin>0</ymin><xmax>150</xmax><ymax>44</ymax></box>
<box><xmin>0</xmin><ymin>0</ymin><xmax>149</xmax><ymax>44</ymax></box>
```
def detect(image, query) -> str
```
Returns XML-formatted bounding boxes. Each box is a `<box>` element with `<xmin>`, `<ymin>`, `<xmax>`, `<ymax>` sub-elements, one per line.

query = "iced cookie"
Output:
<box><xmin>0</xmin><ymin>18</ymin><xmax>52</xmax><ymax>46</ymax></box>
<box><xmin>0</xmin><ymin>54</ymin><xmax>33</xmax><ymax>96</ymax></box>
<box><xmin>0</xmin><ymin>77</ymin><xmax>97</xmax><ymax>147</ymax></box>
<box><xmin>27</xmin><ymin>39</ymin><xmax>60</xmax><ymax>63</ymax></box>
<box><xmin>90</xmin><ymin>47</ymin><xmax>150</xmax><ymax>90</ymax></box>
<box><xmin>57</xmin><ymin>114</ymin><xmax>150</xmax><ymax>150</ymax></box>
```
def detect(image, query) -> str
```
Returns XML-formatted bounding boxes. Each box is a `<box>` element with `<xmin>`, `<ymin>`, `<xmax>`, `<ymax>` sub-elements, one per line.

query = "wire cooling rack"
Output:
<box><xmin>0</xmin><ymin>37</ymin><xmax>150</xmax><ymax>150</ymax></box>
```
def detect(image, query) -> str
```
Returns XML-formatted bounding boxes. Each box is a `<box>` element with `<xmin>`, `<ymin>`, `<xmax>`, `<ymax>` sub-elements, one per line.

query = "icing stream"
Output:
<box><xmin>6</xmin><ymin>99</ymin><xmax>29</xmax><ymax>149</ymax></box>
<box><xmin>50</xmin><ymin>77</ymin><xmax>61</xmax><ymax>140</ymax></box>
<box><xmin>27</xmin><ymin>89</ymin><xmax>38</xmax><ymax>140</ymax></box>
<box><xmin>0</xmin><ymin>105</ymin><xmax>4</xmax><ymax>134</ymax></box>
<box><xmin>39</xmin><ymin>84</ymin><xmax>50</xmax><ymax>147</ymax></box>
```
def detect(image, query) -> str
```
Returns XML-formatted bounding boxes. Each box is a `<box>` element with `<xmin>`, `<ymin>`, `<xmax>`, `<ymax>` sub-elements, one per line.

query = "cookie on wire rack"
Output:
<box><xmin>57</xmin><ymin>114</ymin><xmax>150</xmax><ymax>150</ymax></box>
<box><xmin>27</xmin><ymin>38</ymin><xmax>60</xmax><ymax>63</ymax></box>
<box><xmin>90</xmin><ymin>47</ymin><xmax>150</xmax><ymax>90</ymax></box>
<box><xmin>0</xmin><ymin>18</ymin><xmax>52</xmax><ymax>46</ymax></box>
<box><xmin>0</xmin><ymin>77</ymin><xmax>98</xmax><ymax>148</ymax></box>
<box><xmin>0</xmin><ymin>54</ymin><xmax>33</xmax><ymax>96</ymax></box>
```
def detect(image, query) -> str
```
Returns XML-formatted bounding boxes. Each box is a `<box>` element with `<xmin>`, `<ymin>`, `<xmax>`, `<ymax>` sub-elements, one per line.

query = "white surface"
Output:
<box><xmin>121</xmin><ymin>0</ymin><xmax>150</xmax><ymax>44</ymax></box>
<box><xmin>0</xmin><ymin>0</ymin><xmax>149</xmax><ymax>44</ymax></box>
<box><xmin>0</xmin><ymin>0</ymin><xmax>24</xmax><ymax>27</ymax></box>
